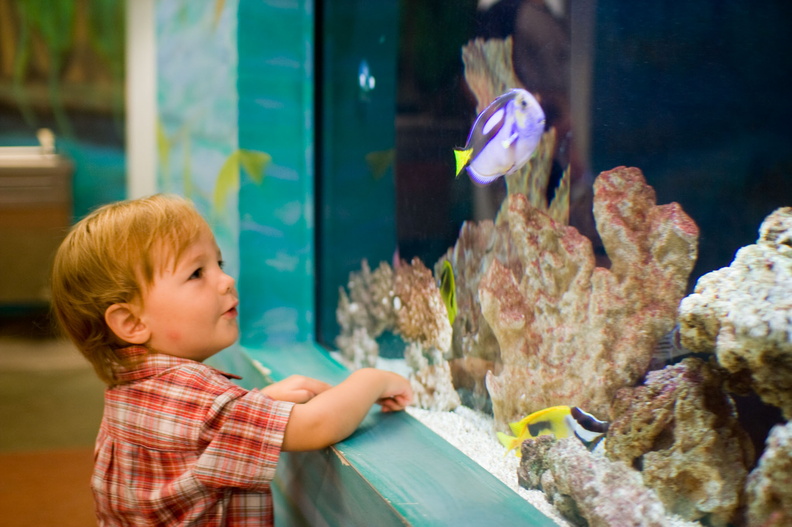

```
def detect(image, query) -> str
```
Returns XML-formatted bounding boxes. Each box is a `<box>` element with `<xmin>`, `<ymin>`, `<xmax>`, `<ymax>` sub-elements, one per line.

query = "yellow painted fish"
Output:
<box><xmin>439</xmin><ymin>260</ymin><xmax>457</xmax><ymax>326</ymax></box>
<box><xmin>497</xmin><ymin>405</ymin><xmax>609</xmax><ymax>456</ymax></box>
<box><xmin>454</xmin><ymin>89</ymin><xmax>546</xmax><ymax>185</ymax></box>
<box><xmin>365</xmin><ymin>148</ymin><xmax>394</xmax><ymax>180</ymax></box>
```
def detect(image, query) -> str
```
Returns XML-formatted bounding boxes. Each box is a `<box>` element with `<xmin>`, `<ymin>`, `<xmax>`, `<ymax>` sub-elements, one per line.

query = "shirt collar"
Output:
<box><xmin>114</xmin><ymin>346</ymin><xmax>242</xmax><ymax>384</ymax></box>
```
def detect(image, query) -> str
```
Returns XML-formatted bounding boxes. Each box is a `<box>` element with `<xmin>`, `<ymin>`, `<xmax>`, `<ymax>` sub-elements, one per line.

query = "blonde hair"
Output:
<box><xmin>51</xmin><ymin>194</ymin><xmax>210</xmax><ymax>385</ymax></box>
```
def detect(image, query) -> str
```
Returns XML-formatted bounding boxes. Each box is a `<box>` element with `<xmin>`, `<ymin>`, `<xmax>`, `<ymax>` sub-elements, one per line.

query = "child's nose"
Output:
<box><xmin>220</xmin><ymin>271</ymin><xmax>236</xmax><ymax>292</ymax></box>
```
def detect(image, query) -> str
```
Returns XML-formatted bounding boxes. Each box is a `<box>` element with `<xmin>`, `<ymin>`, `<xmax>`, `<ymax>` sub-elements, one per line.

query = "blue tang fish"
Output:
<box><xmin>454</xmin><ymin>88</ymin><xmax>546</xmax><ymax>185</ymax></box>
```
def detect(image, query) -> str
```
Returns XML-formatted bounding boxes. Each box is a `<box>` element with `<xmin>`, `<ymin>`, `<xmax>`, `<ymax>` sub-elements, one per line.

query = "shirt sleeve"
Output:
<box><xmin>193</xmin><ymin>387</ymin><xmax>295</xmax><ymax>491</ymax></box>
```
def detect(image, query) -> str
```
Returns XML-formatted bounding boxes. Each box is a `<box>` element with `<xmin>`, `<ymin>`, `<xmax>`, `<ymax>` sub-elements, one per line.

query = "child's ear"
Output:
<box><xmin>105</xmin><ymin>303</ymin><xmax>150</xmax><ymax>345</ymax></box>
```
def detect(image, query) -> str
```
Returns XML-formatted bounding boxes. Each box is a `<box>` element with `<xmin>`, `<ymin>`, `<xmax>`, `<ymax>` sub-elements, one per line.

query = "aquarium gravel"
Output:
<box><xmin>369</xmin><ymin>356</ymin><xmax>700</xmax><ymax>525</ymax></box>
<box><xmin>406</xmin><ymin>405</ymin><xmax>571</xmax><ymax>526</ymax></box>
<box><xmin>406</xmin><ymin>405</ymin><xmax>703</xmax><ymax>527</ymax></box>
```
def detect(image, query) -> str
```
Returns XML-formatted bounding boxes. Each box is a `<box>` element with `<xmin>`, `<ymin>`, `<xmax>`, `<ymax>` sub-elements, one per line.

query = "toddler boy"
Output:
<box><xmin>51</xmin><ymin>194</ymin><xmax>412</xmax><ymax>526</ymax></box>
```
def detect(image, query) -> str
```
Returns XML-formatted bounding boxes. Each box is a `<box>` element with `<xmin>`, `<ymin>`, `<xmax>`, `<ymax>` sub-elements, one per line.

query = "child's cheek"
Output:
<box><xmin>166</xmin><ymin>330</ymin><xmax>182</xmax><ymax>343</ymax></box>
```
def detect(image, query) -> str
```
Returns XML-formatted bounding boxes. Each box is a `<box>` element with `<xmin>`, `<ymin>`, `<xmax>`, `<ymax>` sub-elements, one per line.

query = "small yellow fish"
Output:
<box><xmin>439</xmin><ymin>260</ymin><xmax>457</xmax><ymax>326</ymax></box>
<box><xmin>497</xmin><ymin>406</ymin><xmax>609</xmax><ymax>456</ymax></box>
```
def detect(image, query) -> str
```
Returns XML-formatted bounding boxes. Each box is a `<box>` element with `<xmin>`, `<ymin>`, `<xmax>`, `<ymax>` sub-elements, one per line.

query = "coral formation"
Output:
<box><xmin>404</xmin><ymin>343</ymin><xmax>461</xmax><ymax>412</ymax></box>
<box><xmin>679</xmin><ymin>207</ymin><xmax>792</xmax><ymax>419</ymax></box>
<box><xmin>480</xmin><ymin>167</ymin><xmax>699</xmax><ymax>429</ymax></box>
<box><xmin>746</xmin><ymin>420</ymin><xmax>792</xmax><ymax>526</ymax></box>
<box><xmin>393</xmin><ymin>259</ymin><xmax>458</xmax><ymax>411</ymax></box>
<box><xmin>507</xmin><ymin>127</ymin><xmax>571</xmax><ymax>225</ymax></box>
<box><xmin>442</xmin><ymin>37</ymin><xmax>572</xmax><ymax>412</ymax></box>
<box><xmin>518</xmin><ymin>436</ymin><xmax>671</xmax><ymax>527</ymax></box>
<box><xmin>394</xmin><ymin>258</ymin><xmax>452</xmax><ymax>353</ymax></box>
<box><xmin>461</xmin><ymin>37</ymin><xmax>521</xmax><ymax>116</ymax></box>
<box><xmin>336</xmin><ymin>258</ymin><xmax>457</xmax><ymax>410</ymax></box>
<box><xmin>335</xmin><ymin>260</ymin><xmax>397</xmax><ymax>368</ymax></box>
<box><xmin>607</xmin><ymin>358</ymin><xmax>754</xmax><ymax>526</ymax></box>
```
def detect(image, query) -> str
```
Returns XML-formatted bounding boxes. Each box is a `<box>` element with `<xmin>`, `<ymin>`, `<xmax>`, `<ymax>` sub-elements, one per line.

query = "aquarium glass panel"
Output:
<box><xmin>318</xmin><ymin>1</ymin><xmax>792</xmax><ymax>524</ymax></box>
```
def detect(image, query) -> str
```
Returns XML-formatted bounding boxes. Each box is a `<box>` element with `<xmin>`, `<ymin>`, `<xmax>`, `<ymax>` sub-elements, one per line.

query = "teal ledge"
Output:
<box><xmin>211</xmin><ymin>343</ymin><xmax>556</xmax><ymax>526</ymax></box>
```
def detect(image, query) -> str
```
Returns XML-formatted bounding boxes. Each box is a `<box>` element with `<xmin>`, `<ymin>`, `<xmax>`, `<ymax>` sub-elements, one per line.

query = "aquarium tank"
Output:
<box><xmin>317</xmin><ymin>1</ymin><xmax>792</xmax><ymax>525</ymax></box>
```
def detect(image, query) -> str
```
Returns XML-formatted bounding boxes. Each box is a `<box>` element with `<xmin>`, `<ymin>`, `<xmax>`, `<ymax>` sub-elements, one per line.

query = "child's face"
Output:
<box><xmin>138</xmin><ymin>230</ymin><xmax>239</xmax><ymax>361</ymax></box>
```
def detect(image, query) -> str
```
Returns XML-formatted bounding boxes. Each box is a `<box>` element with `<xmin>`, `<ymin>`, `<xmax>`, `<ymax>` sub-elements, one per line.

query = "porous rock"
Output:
<box><xmin>745</xmin><ymin>420</ymin><xmax>792</xmax><ymax>527</ymax></box>
<box><xmin>481</xmin><ymin>167</ymin><xmax>699</xmax><ymax>428</ymax></box>
<box><xmin>679</xmin><ymin>207</ymin><xmax>792</xmax><ymax>419</ymax></box>
<box><xmin>607</xmin><ymin>358</ymin><xmax>754</xmax><ymax>526</ymax></box>
<box><xmin>519</xmin><ymin>436</ymin><xmax>670</xmax><ymax>527</ymax></box>
<box><xmin>404</xmin><ymin>343</ymin><xmax>461</xmax><ymax>412</ymax></box>
<box><xmin>394</xmin><ymin>258</ymin><xmax>452</xmax><ymax>353</ymax></box>
<box><xmin>335</xmin><ymin>260</ymin><xmax>397</xmax><ymax>367</ymax></box>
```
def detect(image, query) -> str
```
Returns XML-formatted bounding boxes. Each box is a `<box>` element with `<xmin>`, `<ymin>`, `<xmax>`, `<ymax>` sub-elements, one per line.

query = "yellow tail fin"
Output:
<box><xmin>454</xmin><ymin>148</ymin><xmax>472</xmax><ymax>177</ymax></box>
<box><xmin>496</xmin><ymin>432</ymin><xmax>522</xmax><ymax>457</ymax></box>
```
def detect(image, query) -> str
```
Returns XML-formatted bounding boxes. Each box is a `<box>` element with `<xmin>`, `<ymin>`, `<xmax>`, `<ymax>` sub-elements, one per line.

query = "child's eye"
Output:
<box><xmin>189</xmin><ymin>268</ymin><xmax>203</xmax><ymax>280</ymax></box>
<box><xmin>218</xmin><ymin>260</ymin><xmax>225</xmax><ymax>270</ymax></box>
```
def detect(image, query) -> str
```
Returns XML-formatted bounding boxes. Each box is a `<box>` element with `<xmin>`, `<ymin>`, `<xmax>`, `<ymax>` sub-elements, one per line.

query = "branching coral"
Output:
<box><xmin>481</xmin><ymin>167</ymin><xmax>699</xmax><ymax>429</ymax></box>
<box><xmin>336</xmin><ymin>258</ymin><xmax>457</xmax><ymax>410</ymax></box>
<box><xmin>394</xmin><ymin>258</ymin><xmax>452</xmax><ymax>353</ymax></box>
<box><xmin>335</xmin><ymin>259</ymin><xmax>397</xmax><ymax>368</ymax></box>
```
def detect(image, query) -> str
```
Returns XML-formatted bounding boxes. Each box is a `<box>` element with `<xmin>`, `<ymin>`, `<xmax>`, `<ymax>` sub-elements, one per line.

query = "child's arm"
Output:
<box><xmin>281</xmin><ymin>368</ymin><xmax>413</xmax><ymax>452</ymax></box>
<box><xmin>260</xmin><ymin>375</ymin><xmax>333</xmax><ymax>403</ymax></box>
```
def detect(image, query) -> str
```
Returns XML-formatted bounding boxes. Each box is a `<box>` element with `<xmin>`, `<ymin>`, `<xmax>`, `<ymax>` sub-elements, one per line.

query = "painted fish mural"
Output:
<box><xmin>497</xmin><ymin>405</ymin><xmax>609</xmax><ymax>456</ymax></box>
<box><xmin>454</xmin><ymin>88</ymin><xmax>546</xmax><ymax>185</ymax></box>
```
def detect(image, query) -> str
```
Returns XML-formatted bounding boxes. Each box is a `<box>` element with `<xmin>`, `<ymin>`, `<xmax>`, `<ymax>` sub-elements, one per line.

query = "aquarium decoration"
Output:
<box><xmin>517</xmin><ymin>208</ymin><xmax>792</xmax><ymax>527</ymax></box>
<box><xmin>474</xmin><ymin>166</ymin><xmax>698</xmax><ymax>431</ymax></box>
<box><xmin>335</xmin><ymin>260</ymin><xmax>397</xmax><ymax>369</ymax></box>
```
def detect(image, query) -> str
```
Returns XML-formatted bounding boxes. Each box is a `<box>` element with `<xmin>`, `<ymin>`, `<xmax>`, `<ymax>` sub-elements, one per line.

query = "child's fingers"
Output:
<box><xmin>378</xmin><ymin>396</ymin><xmax>409</xmax><ymax>412</ymax></box>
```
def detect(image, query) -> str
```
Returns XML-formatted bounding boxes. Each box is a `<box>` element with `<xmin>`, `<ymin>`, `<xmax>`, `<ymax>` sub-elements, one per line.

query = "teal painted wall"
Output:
<box><xmin>154</xmin><ymin>0</ymin><xmax>315</xmax><ymax>346</ymax></box>
<box><xmin>155</xmin><ymin>0</ymin><xmax>241</xmax><ymax>279</ymax></box>
<box><xmin>152</xmin><ymin>0</ymin><xmax>396</xmax><ymax>349</ymax></box>
<box><xmin>237</xmin><ymin>0</ymin><xmax>316</xmax><ymax>346</ymax></box>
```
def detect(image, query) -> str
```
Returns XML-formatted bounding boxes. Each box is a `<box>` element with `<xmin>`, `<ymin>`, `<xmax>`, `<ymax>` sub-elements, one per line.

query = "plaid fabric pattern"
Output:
<box><xmin>93</xmin><ymin>347</ymin><xmax>294</xmax><ymax>526</ymax></box>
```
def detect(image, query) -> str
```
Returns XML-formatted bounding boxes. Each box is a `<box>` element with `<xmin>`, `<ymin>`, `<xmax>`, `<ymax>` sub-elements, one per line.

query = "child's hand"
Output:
<box><xmin>282</xmin><ymin>369</ymin><xmax>414</xmax><ymax>451</ymax></box>
<box><xmin>260</xmin><ymin>375</ymin><xmax>332</xmax><ymax>403</ymax></box>
<box><xmin>376</xmin><ymin>372</ymin><xmax>413</xmax><ymax>413</ymax></box>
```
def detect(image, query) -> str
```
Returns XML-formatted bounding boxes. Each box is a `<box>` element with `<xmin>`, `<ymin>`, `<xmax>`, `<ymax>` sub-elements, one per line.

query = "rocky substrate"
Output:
<box><xmin>406</xmin><ymin>404</ymin><xmax>702</xmax><ymax>527</ymax></box>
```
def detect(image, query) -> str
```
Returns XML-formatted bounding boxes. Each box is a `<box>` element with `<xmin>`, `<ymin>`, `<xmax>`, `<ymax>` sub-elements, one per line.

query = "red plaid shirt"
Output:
<box><xmin>93</xmin><ymin>347</ymin><xmax>294</xmax><ymax>526</ymax></box>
